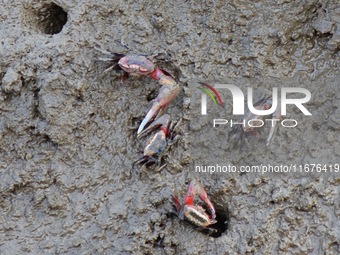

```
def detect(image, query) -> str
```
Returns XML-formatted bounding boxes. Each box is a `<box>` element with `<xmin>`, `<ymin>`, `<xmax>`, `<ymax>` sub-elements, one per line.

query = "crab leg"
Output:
<box><xmin>172</xmin><ymin>192</ymin><xmax>182</xmax><ymax>214</ymax></box>
<box><xmin>266</xmin><ymin>105</ymin><xmax>282</xmax><ymax>146</ymax></box>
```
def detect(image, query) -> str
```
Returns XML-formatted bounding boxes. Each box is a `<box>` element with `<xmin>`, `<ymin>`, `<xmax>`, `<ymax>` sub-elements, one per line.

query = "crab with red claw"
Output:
<box><xmin>97</xmin><ymin>48</ymin><xmax>180</xmax><ymax>135</ymax></box>
<box><xmin>172</xmin><ymin>179</ymin><xmax>218</xmax><ymax>234</ymax></box>
<box><xmin>132</xmin><ymin>114</ymin><xmax>180</xmax><ymax>169</ymax></box>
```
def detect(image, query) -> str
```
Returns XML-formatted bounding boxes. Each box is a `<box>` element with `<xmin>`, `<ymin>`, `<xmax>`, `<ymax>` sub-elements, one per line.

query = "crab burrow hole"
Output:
<box><xmin>22</xmin><ymin>2</ymin><xmax>67</xmax><ymax>35</ymax></box>
<box><xmin>204</xmin><ymin>204</ymin><xmax>229</xmax><ymax>238</ymax></box>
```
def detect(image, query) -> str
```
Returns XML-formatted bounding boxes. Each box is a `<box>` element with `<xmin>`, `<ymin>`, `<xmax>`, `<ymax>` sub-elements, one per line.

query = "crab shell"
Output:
<box><xmin>118</xmin><ymin>54</ymin><xmax>155</xmax><ymax>76</ymax></box>
<box><xmin>143</xmin><ymin>130</ymin><xmax>167</xmax><ymax>157</ymax></box>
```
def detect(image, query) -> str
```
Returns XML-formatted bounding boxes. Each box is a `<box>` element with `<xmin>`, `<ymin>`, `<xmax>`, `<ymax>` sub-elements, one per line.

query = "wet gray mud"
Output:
<box><xmin>0</xmin><ymin>0</ymin><xmax>339</xmax><ymax>254</ymax></box>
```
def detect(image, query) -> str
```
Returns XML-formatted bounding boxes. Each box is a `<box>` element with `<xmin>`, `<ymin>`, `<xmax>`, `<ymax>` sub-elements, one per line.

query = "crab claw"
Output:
<box><xmin>137</xmin><ymin>75</ymin><xmax>180</xmax><ymax>135</ymax></box>
<box><xmin>137</xmin><ymin>102</ymin><xmax>164</xmax><ymax>136</ymax></box>
<box><xmin>137</xmin><ymin>114</ymin><xmax>171</xmax><ymax>139</ymax></box>
<box><xmin>184</xmin><ymin>179</ymin><xmax>216</xmax><ymax>220</ymax></box>
<box><xmin>184</xmin><ymin>204</ymin><xmax>218</xmax><ymax>226</ymax></box>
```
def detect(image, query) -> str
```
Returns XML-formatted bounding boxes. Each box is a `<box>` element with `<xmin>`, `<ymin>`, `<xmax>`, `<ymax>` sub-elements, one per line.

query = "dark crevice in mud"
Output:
<box><xmin>42</xmin><ymin>3</ymin><xmax>67</xmax><ymax>34</ymax></box>
<box><xmin>26</xmin><ymin>127</ymin><xmax>60</xmax><ymax>148</ymax></box>
<box><xmin>38</xmin><ymin>133</ymin><xmax>59</xmax><ymax>148</ymax></box>
<box><xmin>74</xmin><ymin>93</ymin><xmax>85</xmax><ymax>103</ymax></box>
<box><xmin>201</xmin><ymin>205</ymin><xmax>229</xmax><ymax>238</ymax></box>
<box><xmin>0</xmin><ymin>72</ymin><xmax>4</xmax><ymax>86</ymax></box>
<box><xmin>145</xmin><ymin>234</ymin><xmax>165</xmax><ymax>248</ymax></box>
<box><xmin>9</xmin><ymin>182</ymin><xmax>32</xmax><ymax>195</ymax></box>
<box><xmin>38</xmin><ymin>3</ymin><xmax>67</xmax><ymax>34</ymax></box>
<box><xmin>130</xmin><ymin>116</ymin><xmax>143</xmax><ymax>128</ymax></box>
<box><xmin>144</xmin><ymin>220</ymin><xmax>166</xmax><ymax>248</ymax></box>
<box><xmin>146</xmin><ymin>89</ymin><xmax>157</xmax><ymax>102</ymax></box>
<box><xmin>23</xmin><ymin>2</ymin><xmax>67</xmax><ymax>35</ymax></box>
<box><xmin>32</xmin><ymin>87</ymin><xmax>41</xmax><ymax>118</ymax></box>
<box><xmin>315</xmin><ymin>31</ymin><xmax>333</xmax><ymax>38</ymax></box>
<box><xmin>0</xmin><ymin>91</ymin><xmax>14</xmax><ymax>101</ymax></box>
<box><xmin>315</xmin><ymin>31</ymin><xmax>334</xmax><ymax>47</ymax></box>
<box><xmin>25</xmin><ymin>126</ymin><xmax>59</xmax><ymax>150</ymax></box>
<box><xmin>153</xmin><ymin>235</ymin><xmax>164</xmax><ymax>248</ymax></box>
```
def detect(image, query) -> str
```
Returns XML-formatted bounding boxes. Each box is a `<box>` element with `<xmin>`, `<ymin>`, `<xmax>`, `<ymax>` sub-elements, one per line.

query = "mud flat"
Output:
<box><xmin>0</xmin><ymin>0</ymin><xmax>339</xmax><ymax>254</ymax></box>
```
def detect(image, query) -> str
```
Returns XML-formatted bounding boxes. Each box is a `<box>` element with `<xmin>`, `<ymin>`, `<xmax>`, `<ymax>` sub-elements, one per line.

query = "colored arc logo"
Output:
<box><xmin>198</xmin><ymin>82</ymin><xmax>223</xmax><ymax>106</ymax></box>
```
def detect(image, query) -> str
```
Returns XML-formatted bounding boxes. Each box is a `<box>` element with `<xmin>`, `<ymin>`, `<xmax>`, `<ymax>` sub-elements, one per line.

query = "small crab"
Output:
<box><xmin>132</xmin><ymin>114</ymin><xmax>179</xmax><ymax>169</ymax></box>
<box><xmin>243</xmin><ymin>95</ymin><xmax>282</xmax><ymax>146</ymax></box>
<box><xmin>172</xmin><ymin>179</ymin><xmax>217</xmax><ymax>231</ymax></box>
<box><xmin>231</xmin><ymin>95</ymin><xmax>282</xmax><ymax>147</ymax></box>
<box><xmin>98</xmin><ymin>49</ymin><xmax>180</xmax><ymax>135</ymax></box>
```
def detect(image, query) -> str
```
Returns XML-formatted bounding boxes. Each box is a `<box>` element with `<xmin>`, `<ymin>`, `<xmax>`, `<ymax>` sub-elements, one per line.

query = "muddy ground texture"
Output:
<box><xmin>0</xmin><ymin>0</ymin><xmax>339</xmax><ymax>254</ymax></box>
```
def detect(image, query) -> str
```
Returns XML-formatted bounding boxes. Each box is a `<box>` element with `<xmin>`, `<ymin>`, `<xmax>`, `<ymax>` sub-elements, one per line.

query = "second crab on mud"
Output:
<box><xmin>133</xmin><ymin>114</ymin><xmax>179</xmax><ymax>168</ymax></box>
